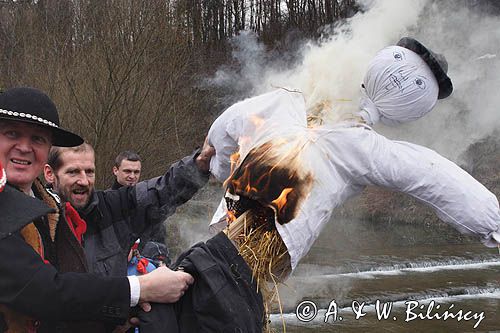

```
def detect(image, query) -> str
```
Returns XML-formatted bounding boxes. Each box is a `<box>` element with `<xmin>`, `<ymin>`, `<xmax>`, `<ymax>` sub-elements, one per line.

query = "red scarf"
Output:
<box><xmin>136</xmin><ymin>258</ymin><xmax>150</xmax><ymax>275</ymax></box>
<box><xmin>64</xmin><ymin>202</ymin><xmax>87</xmax><ymax>244</ymax></box>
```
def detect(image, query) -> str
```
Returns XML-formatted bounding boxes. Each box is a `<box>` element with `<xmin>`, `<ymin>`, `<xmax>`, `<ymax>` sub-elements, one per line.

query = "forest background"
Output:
<box><xmin>1</xmin><ymin>0</ymin><xmax>499</xmax><ymax>255</ymax></box>
<box><xmin>0</xmin><ymin>0</ymin><xmax>359</xmax><ymax>186</ymax></box>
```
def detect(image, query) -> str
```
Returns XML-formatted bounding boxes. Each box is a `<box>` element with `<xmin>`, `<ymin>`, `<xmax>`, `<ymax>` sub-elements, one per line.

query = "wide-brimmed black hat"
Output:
<box><xmin>0</xmin><ymin>165</ymin><xmax>54</xmax><ymax>239</ymax></box>
<box><xmin>397</xmin><ymin>37</ymin><xmax>453</xmax><ymax>99</ymax></box>
<box><xmin>0</xmin><ymin>87</ymin><xmax>83</xmax><ymax>146</ymax></box>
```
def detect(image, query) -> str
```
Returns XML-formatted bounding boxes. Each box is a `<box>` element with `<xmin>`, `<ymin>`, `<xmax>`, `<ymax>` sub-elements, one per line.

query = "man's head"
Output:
<box><xmin>44</xmin><ymin>143</ymin><xmax>95</xmax><ymax>209</ymax></box>
<box><xmin>0</xmin><ymin>120</ymin><xmax>52</xmax><ymax>193</ymax></box>
<box><xmin>0</xmin><ymin>87</ymin><xmax>83</xmax><ymax>193</ymax></box>
<box><xmin>113</xmin><ymin>151</ymin><xmax>141</xmax><ymax>186</ymax></box>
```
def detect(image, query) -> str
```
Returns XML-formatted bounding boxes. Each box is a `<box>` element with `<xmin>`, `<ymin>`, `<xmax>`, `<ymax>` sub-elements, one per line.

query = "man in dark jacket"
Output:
<box><xmin>0</xmin><ymin>87</ymin><xmax>195</xmax><ymax>333</ymax></box>
<box><xmin>126</xmin><ymin>232</ymin><xmax>266</xmax><ymax>333</ymax></box>
<box><xmin>110</xmin><ymin>150</ymin><xmax>168</xmax><ymax>252</ymax></box>
<box><xmin>111</xmin><ymin>150</ymin><xmax>142</xmax><ymax>189</ymax></box>
<box><xmin>44</xmin><ymin>141</ymin><xmax>213</xmax><ymax>277</ymax></box>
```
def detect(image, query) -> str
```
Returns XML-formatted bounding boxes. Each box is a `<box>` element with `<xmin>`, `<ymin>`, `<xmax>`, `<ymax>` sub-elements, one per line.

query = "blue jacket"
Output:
<box><xmin>127</xmin><ymin>256</ymin><xmax>156</xmax><ymax>276</ymax></box>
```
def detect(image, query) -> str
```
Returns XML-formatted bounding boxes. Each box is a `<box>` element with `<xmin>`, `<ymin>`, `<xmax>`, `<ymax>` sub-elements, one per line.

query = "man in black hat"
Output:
<box><xmin>0</xmin><ymin>87</ymin><xmax>197</xmax><ymax>332</ymax></box>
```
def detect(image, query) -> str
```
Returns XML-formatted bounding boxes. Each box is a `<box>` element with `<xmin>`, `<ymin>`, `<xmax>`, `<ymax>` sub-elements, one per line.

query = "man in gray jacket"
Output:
<box><xmin>44</xmin><ymin>141</ymin><xmax>214</xmax><ymax>277</ymax></box>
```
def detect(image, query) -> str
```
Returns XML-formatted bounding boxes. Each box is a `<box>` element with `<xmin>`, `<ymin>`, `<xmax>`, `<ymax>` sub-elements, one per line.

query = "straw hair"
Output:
<box><xmin>224</xmin><ymin>209</ymin><xmax>291</xmax><ymax>332</ymax></box>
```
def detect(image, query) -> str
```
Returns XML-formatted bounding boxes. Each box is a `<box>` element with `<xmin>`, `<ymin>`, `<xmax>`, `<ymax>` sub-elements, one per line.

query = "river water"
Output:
<box><xmin>172</xmin><ymin>189</ymin><xmax>500</xmax><ymax>332</ymax></box>
<box><xmin>269</xmin><ymin>218</ymin><xmax>500</xmax><ymax>332</ymax></box>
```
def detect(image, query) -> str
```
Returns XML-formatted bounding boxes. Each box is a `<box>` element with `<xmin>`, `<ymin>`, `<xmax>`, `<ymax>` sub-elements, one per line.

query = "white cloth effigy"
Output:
<box><xmin>208</xmin><ymin>88</ymin><xmax>500</xmax><ymax>270</ymax></box>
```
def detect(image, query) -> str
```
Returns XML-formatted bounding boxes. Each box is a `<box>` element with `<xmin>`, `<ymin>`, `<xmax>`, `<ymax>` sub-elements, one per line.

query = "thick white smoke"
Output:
<box><xmin>380</xmin><ymin>1</ymin><xmax>500</xmax><ymax>161</ymax></box>
<box><xmin>265</xmin><ymin>0</ymin><xmax>428</xmax><ymax>115</ymax></box>
<box><xmin>208</xmin><ymin>0</ymin><xmax>500</xmax><ymax>161</ymax></box>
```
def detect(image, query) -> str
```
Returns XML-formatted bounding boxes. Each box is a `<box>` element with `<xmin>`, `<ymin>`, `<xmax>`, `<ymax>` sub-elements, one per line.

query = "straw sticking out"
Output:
<box><xmin>224</xmin><ymin>208</ymin><xmax>291</xmax><ymax>332</ymax></box>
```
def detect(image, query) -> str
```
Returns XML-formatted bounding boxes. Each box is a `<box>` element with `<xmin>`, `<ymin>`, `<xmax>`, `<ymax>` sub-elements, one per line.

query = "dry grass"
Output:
<box><xmin>224</xmin><ymin>210</ymin><xmax>291</xmax><ymax>332</ymax></box>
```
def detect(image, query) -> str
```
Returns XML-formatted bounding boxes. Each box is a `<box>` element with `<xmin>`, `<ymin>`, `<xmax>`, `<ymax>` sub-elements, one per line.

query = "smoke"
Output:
<box><xmin>208</xmin><ymin>0</ymin><xmax>428</xmax><ymax>112</ymax></box>
<box><xmin>194</xmin><ymin>0</ymin><xmax>500</xmax><ymax>310</ymax></box>
<box><xmin>379</xmin><ymin>1</ymin><xmax>500</xmax><ymax>161</ymax></box>
<box><xmin>207</xmin><ymin>0</ymin><xmax>500</xmax><ymax>162</ymax></box>
<box><xmin>208</xmin><ymin>31</ymin><xmax>269</xmax><ymax>103</ymax></box>
<box><xmin>277</xmin><ymin>0</ymin><xmax>428</xmax><ymax>115</ymax></box>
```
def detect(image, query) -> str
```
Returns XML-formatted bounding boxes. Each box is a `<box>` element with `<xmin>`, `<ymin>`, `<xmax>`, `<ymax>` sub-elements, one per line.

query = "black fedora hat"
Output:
<box><xmin>0</xmin><ymin>165</ymin><xmax>54</xmax><ymax>239</ymax></box>
<box><xmin>0</xmin><ymin>87</ymin><xmax>83</xmax><ymax>147</ymax></box>
<box><xmin>397</xmin><ymin>37</ymin><xmax>453</xmax><ymax>99</ymax></box>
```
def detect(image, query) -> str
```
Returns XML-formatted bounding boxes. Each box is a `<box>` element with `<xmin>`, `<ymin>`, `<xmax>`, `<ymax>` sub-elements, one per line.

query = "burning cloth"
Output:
<box><xmin>207</xmin><ymin>87</ymin><xmax>500</xmax><ymax>272</ymax></box>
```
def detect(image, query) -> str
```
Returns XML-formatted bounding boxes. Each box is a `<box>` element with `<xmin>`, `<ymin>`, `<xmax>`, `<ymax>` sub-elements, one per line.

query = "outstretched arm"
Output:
<box><xmin>0</xmin><ymin>232</ymin><xmax>193</xmax><ymax>322</ymax></box>
<box><xmin>336</xmin><ymin>127</ymin><xmax>500</xmax><ymax>247</ymax></box>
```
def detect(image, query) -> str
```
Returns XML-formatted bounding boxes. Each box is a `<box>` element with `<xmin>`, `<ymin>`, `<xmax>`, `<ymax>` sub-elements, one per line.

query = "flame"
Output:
<box><xmin>227</xmin><ymin>209</ymin><xmax>237</xmax><ymax>224</ymax></box>
<box><xmin>230</xmin><ymin>151</ymin><xmax>240</xmax><ymax>173</ymax></box>
<box><xmin>271</xmin><ymin>188</ymin><xmax>293</xmax><ymax>212</ymax></box>
<box><xmin>224</xmin><ymin>137</ymin><xmax>313</xmax><ymax>225</ymax></box>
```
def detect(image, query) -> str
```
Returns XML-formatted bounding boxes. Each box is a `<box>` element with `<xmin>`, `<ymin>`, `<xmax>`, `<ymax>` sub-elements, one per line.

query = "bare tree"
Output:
<box><xmin>0</xmin><ymin>0</ymin><xmax>359</xmax><ymax>186</ymax></box>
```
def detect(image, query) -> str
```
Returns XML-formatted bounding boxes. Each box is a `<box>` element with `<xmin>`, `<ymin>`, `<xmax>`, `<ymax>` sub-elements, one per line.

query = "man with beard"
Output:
<box><xmin>0</xmin><ymin>87</ymin><xmax>195</xmax><ymax>333</ymax></box>
<box><xmin>44</xmin><ymin>141</ymin><xmax>214</xmax><ymax>277</ymax></box>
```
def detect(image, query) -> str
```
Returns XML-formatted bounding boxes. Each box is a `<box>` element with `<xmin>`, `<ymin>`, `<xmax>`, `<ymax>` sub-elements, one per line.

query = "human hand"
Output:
<box><xmin>126</xmin><ymin>303</ymin><xmax>151</xmax><ymax>328</ymax></box>
<box><xmin>137</xmin><ymin>266</ymin><xmax>194</xmax><ymax>303</ymax></box>
<box><xmin>196</xmin><ymin>137</ymin><xmax>215</xmax><ymax>173</ymax></box>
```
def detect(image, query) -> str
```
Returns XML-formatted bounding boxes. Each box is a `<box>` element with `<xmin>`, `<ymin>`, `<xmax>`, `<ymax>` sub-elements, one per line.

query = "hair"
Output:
<box><xmin>114</xmin><ymin>150</ymin><xmax>141</xmax><ymax>168</ymax></box>
<box><xmin>47</xmin><ymin>143</ymin><xmax>94</xmax><ymax>171</ymax></box>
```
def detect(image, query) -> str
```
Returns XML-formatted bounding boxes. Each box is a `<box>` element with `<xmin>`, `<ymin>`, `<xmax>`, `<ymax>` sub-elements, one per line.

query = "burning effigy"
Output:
<box><xmin>206</xmin><ymin>37</ymin><xmax>500</xmax><ymax>326</ymax></box>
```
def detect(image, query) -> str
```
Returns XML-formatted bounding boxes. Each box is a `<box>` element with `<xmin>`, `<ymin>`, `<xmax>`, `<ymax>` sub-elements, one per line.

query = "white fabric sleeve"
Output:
<box><xmin>127</xmin><ymin>275</ymin><xmax>140</xmax><ymax>307</ymax></box>
<box><xmin>209</xmin><ymin>198</ymin><xmax>228</xmax><ymax>232</ymax></box>
<box><xmin>338</xmin><ymin>128</ymin><xmax>500</xmax><ymax>247</ymax></box>
<box><xmin>207</xmin><ymin>89</ymin><xmax>308</xmax><ymax>182</ymax></box>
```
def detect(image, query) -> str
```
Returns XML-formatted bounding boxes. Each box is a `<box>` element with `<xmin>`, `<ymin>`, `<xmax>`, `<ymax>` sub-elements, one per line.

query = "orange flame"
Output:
<box><xmin>224</xmin><ymin>138</ymin><xmax>313</xmax><ymax>225</ymax></box>
<box><xmin>271</xmin><ymin>188</ymin><xmax>293</xmax><ymax>212</ymax></box>
<box><xmin>230</xmin><ymin>151</ymin><xmax>240</xmax><ymax>173</ymax></box>
<box><xmin>227</xmin><ymin>209</ymin><xmax>237</xmax><ymax>224</ymax></box>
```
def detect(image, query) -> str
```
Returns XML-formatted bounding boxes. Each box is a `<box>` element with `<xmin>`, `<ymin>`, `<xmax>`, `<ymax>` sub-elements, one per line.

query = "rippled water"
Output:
<box><xmin>269</xmin><ymin>219</ymin><xmax>500</xmax><ymax>332</ymax></box>
<box><xmin>171</xmin><ymin>188</ymin><xmax>500</xmax><ymax>332</ymax></box>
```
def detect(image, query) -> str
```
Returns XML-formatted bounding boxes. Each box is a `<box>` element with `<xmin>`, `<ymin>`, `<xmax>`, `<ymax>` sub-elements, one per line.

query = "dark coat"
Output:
<box><xmin>0</xmin><ymin>209</ymin><xmax>130</xmax><ymax>333</ymax></box>
<box><xmin>79</xmin><ymin>150</ymin><xmax>208</xmax><ymax>277</ymax></box>
<box><xmin>135</xmin><ymin>232</ymin><xmax>265</xmax><ymax>333</ymax></box>
<box><xmin>108</xmin><ymin>179</ymin><xmax>167</xmax><ymax>251</ymax></box>
<box><xmin>0</xmin><ymin>233</ymin><xmax>129</xmax><ymax>331</ymax></box>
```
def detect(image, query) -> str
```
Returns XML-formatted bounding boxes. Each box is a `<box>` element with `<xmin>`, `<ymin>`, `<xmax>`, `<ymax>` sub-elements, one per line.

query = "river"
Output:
<box><xmin>171</xmin><ymin>189</ymin><xmax>500</xmax><ymax>332</ymax></box>
<box><xmin>270</xmin><ymin>218</ymin><xmax>500</xmax><ymax>332</ymax></box>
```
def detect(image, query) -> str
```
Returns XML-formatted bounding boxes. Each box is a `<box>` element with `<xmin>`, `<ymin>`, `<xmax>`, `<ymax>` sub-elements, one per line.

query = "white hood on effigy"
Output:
<box><xmin>358</xmin><ymin>46</ymin><xmax>439</xmax><ymax>126</ymax></box>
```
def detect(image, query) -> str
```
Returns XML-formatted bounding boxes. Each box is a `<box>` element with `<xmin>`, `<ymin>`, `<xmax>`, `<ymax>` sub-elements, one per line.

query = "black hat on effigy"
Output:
<box><xmin>397</xmin><ymin>37</ymin><xmax>453</xmax><ymax>99</ymax></box>
<box><xmin>0</xmin><ymin>164</ymin><xmax>54</xmax><ymax>239</ymax></box>
<box><xmin>0</xmin><ymin>87</ymin><xmax>83</xmax><ymax>147</ymax></box>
